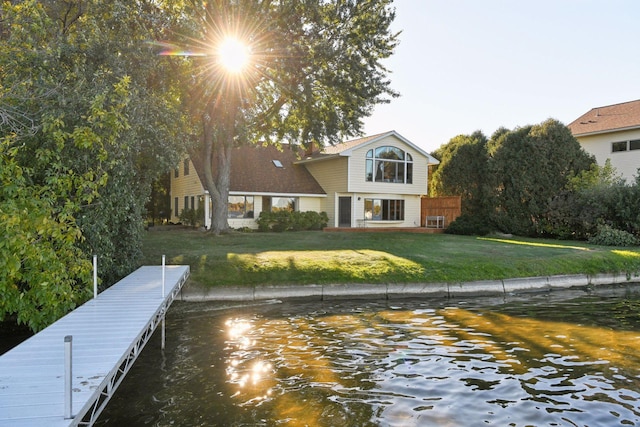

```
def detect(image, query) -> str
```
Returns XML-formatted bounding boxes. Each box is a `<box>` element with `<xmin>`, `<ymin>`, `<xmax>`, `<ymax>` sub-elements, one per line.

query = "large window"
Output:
<box><xmin>364</xmin><ymin>199</ymin><xmax>404</xmax><ymax>221</ymax></box>
<box><xmin>183</xmin><ymin>159</ymin><xmax>190</xmax><ymax>175</ymax></box>
<box><xmin>612</xmin><ymin>139</ymin><xmax>640</xmax><ymax>152</ymax></box>
<box><xmin>263</xmin><ymin>196</ymin><xmax>298</xmax><ymax>212</ymax></box>
<box><xmin>612</xmin><ymin>141</ymin><xmax>628</xmax><ymax>152</ymax></box>
<box><xmin>228</xmin><ymin>195</ymin><xmax>254</xmax><ymax>218</ymax></box>
<box><xmin>365</xmin><ymin>146</ymin><xmax>413</xmax><ymax>183</ymax></box>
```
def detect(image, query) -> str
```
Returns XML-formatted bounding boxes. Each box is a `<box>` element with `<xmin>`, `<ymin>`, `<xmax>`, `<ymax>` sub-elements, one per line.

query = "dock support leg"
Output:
<box><xmin>161</xmin><ymin>255</ymin><xmax>166</xmax><ymax>298</ymax></box>
<box><xmin>93</xmin><ymin>255</ymin><xmax>98</xmax><ymax>299</ymax></box>
<box><xmin>64</xmin><ymin>335</ymin><xmax>73</xmax><ymax>419</ymax></box>
<box><xmin>161</xmin><ymin>317</ymin><xmax>166</xmax><ymax>350</ymax></box>
<box><xmin>161</xmin><ymin>254</ymin><xmax>166</xmax><ymax>350</ymax></box>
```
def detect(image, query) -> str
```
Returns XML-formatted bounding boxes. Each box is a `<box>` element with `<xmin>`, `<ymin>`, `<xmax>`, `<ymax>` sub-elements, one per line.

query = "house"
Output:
<box><xmin>170</xmin><ymin>130</ymin><xmax>440</xmax><ymax>229</ymax></box>
<box><xmin>568</xmin><ymin>100</ymin><xmax>640</xmax><ymax>182</ymax></box>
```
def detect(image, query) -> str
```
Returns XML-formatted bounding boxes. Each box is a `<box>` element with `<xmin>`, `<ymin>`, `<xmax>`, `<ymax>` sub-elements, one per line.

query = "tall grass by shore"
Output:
<box><xmin>141</xmin><ymin>229</ymin><xmax>640</xmax><ymax>287</ymax></box>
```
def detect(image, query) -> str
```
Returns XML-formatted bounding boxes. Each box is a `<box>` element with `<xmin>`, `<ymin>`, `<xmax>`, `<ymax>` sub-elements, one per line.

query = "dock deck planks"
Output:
<box><xmin>0</xmin><ymin>265</ymin><xmax>190</xmax><ymax>427</ymax></box>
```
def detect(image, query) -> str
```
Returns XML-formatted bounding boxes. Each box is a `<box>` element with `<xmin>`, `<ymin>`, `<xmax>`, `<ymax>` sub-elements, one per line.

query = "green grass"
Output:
<box><xmin>141</xmin><ymin>230</ymin><xmax>640</xmax><ymax>287</ymax></box>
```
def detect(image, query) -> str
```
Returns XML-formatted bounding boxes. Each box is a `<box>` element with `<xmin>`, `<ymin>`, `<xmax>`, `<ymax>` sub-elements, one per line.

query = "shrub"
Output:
<box><xmin>178</xmin><ymin>204</ymin><xmax>205</xmax><ymax>228</ymax></box>
<box><xmin>257</xmin><ymin>211</ymin><xmax>328</xmax><ymax>232</ymax></box>
<box><xmin>445</xmin><ymin>214</ymin><xmax>492</xmax><ymax>236</ymax></box>
<box><xmin>588</xmin><ymin>225</ymin><xmax>639</xmax><ymax>247</ymax></box>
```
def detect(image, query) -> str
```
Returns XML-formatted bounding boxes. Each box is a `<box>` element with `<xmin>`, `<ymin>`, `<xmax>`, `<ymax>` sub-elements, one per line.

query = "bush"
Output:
<box><xmin>588</xmin><ymin>225</ymin><xmax>639</xmax><ymax>247</ymax></box>
<box><xmin>544</xmin><ymin>180</ymin><xmax>640</xmax><ymax>241</ymax></box>
<box><xmin>178</xmin><ymin>204</ymin><xmax>205</xmax><ymax>228</ymax></box>
<box><xmin>257</xmin><ymin>211</ymin><xmax>328</xmax><ymax>232</ymax></box>
<box><xmin>445</xmin><ymin>214</ymin><xmax>492</xmax><ymax>236</ymax></box>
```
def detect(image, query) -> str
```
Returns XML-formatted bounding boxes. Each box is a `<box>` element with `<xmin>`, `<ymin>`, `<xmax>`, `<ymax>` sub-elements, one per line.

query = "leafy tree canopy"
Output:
<box><xmin>430</xmin><ymin>130</ymin><xmax>490</xmax><ymax>216</ymax></box>
<box><xmin>431</xmin><ymin>119</ymin><xmax>596</xmax><ymax>237</ymax></box>
<box><xmin>1</xmin><ymin>0</ymin><xmax>186</xmax><ymax>331</ymax></box>
<box><xmin>164</xmin><ymin>0</ymin><xmax>400</xmax><ymax>233</ymax></box>
<box><xmin>489</xmin><ymin>119</ymin><xmax>595</xmax><ymax>235</ymax></box>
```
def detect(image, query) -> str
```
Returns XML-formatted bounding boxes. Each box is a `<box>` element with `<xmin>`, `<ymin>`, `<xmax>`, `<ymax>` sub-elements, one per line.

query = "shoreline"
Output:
<box><xmin>180</xmin><ymin>272</ymin><xmax>640</xmax><ymax>302</ymax></box>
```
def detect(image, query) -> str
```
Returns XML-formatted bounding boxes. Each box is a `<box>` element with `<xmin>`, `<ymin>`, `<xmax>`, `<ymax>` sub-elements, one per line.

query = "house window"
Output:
<box><xmin>268</xmin><ymin>197</ymin><xmax>298</xmax><ymax>212</ymax></box>
<box><xmin>183</xmin><ymin>159</ymin><xmax>190</xmax><ymax>175</ymax></box>
<box><xmin>630</xmin><ymin>140</ymin><xmax>640</xmax><ymax>151</ymax></box>
<box><xmin>184</xmin><ymin>196</ymin><xmax>188</xmax><ymax>212</ymax></box>
<box><xmin>174</xmin><ymin>168</ymin><xmax>179</xmax><ymax>178</ymax></box>
<box><xmin>364</xmin><ymin>199</ymin><xmax>404</xmax><ymax>221</ymax></box>
<box><xmin>365</xmin><ymin>146</ymin><xmax>413</xmax><ymax>184</ymax></box>
<box><xmin>612</xmin><ymin>141</ymin><xmax>628</xmax><ymax>152</ymax></box>
<box><xmin>174</xmin><ymin>197</ymin><xmax>178</xmax><ymax>218</ymax></box>
<box><xmin>228</xmin><ymin>195</ymin><xmax>254</xmax><ymax>218</ymax></box>
<box><xmin>190</xmin><ymin>196</ymin><xmax>195</xmax><ymax>210</ymax></box>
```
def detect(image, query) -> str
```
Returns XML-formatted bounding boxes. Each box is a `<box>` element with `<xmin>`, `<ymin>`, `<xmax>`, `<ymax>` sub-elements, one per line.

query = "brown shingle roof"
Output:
<box><xmin>230</xmin><ymin>144</ymin><xmax>325</xmax><ymax>195</ymax></box>
<box><xmin>568</xmin><ymin>99</ymin><xmax>640</xmax><ymax>136</ymax></box>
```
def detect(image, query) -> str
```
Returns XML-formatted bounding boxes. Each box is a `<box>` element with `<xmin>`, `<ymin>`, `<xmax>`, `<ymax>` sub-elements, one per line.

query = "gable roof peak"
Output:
<box><xmin>569</xmin><ymin>99</ymin><xmax>640</xmax><ymax>136</ymax></box>
<box><xmin>298</xmin><ymin>130</ymin><xmax>439</xmax><ymax>164</ymax></box>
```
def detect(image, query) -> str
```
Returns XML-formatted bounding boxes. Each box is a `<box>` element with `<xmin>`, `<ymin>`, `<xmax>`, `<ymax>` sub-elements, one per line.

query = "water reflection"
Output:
<box><xmin>97</xmin><ymin>291</ymin><xmax>640</xmax><ymax>426</ymax></box>
<box><xmin>225</xmin><ymin>318</ymin><xmax>275</xmax><ymax>403</ymax></box>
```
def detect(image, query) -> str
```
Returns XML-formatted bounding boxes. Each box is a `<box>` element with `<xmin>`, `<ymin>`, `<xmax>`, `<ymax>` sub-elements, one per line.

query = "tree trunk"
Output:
<box><xmin>189</xmin><ymin>97</ymin><xmax>239</xmax><ymax>235</ymax></box>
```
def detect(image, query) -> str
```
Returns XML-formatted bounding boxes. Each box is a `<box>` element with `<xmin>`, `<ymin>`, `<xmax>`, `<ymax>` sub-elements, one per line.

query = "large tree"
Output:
<box><xmin>0</xmin><ymin>0</ymin><xmax>185</xmax><ymax>331</ymax></box>
<box><xmin>170</xmin><ymin>0</ymin><xmax>399</xmax><ymax>234</ymax></box>
<box><xmin>430</xmin><ymin>131</ymin><xmax>491</xmax><ymax>218</ymax></box>
<box><xmin>488</xmin><ymin>119</ymin><xmax>595</xmax><ymax>236</ymax></box>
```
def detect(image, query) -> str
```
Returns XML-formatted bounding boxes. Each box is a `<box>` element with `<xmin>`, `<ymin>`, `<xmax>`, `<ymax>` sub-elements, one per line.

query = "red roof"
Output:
<box><xmin>568</xmin><ymin>99</ymin><xmax>640</xmax><ymax>136</ymax></box>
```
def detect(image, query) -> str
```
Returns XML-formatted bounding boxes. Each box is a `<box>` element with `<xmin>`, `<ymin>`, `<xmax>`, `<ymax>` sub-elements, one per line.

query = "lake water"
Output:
<box><xmin>96</xmin><ymin>288</ymin><xmax>640</xmax><ymax>426</ymax></box>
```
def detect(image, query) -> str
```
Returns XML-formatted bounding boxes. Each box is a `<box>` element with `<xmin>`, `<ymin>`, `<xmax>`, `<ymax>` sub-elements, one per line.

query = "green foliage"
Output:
<box><xmin>544</xmin><ymin>162</ymin><xmax>640</xmax><ymax>240</ymax></box>
<box><xmin>146</xmin><ymin>174</ymin><xmax>172</xmax><ymax>225</ymax></box>
<box><xmin>566</xmin><ymin>159</ymin><xmax>623</xmax><ymax>191</ymax></box>
<box><xmin>444</xmin><ymin>214</ymin><xmax>492</xmax><ymax>236</ymax></box>
<box><xmin>0</xmin><ymin>138</ymin><xmax>92</xmax><ymax>332</ymax></box>
<box><xmin>179</xmin><ymin>205</ymin><xmax>205</xmax><ymax>228</ymax></box>
<box><xmin>588</xmin><ymin>225</ymin><xmax>639</xmax><ymax>247</ymax></box>
<box><xmin>431</xmin><ymin>119</ymin><xmax>595</xmax><ymax>239</ymax></box>
<box><xmin>430</xmin><ymin>131</ymin><xmax>492</xmax><ymax>218</ymax></box>
<box><xmin>257</xmin><ymin>211</ymin><xmax>329</xmax><ymax>232</ymax></box>
<box><xmin>488</xmin><ymin>119</ymin><xmax>595</xmax><ymax>236</ymax></box>
<box><xmin>0</xmin><ymin>0</ymin><xmax>187</xmax><ymax>329</ymax></box>
<box><xmin>179</xmin><ymin>0</ymin><xmax>399</xmax><ymax>233</ymax></box>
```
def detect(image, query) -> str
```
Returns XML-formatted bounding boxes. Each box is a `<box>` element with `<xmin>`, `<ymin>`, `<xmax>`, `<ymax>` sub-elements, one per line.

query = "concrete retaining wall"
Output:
<box><xmin>180</xmin><ymin>272</ymin><xmax>640</xmax><ymax>302</ymax></box>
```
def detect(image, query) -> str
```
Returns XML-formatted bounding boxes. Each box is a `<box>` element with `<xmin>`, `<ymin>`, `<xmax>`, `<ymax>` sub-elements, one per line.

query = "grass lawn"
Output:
<box><xmin>141</xmin><ymin>229</ymin><xmax>640</xmax><ymax>287</ymax></box>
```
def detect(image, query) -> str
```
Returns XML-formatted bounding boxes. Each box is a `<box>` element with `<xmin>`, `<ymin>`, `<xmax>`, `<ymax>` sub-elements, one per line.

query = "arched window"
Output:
<box><xmin>365</xmin><ymin>146</ymin><xmax>413</xmax><ymax>183</ymax></box>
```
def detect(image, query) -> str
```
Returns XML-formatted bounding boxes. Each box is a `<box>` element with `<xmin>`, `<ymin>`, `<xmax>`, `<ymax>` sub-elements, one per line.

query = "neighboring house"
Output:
<box><xmin>568</xmin><ymin>99</ymin><xmax>640</xmax><ymax>182</ymax></box>
<box><xmin>170</xmin><ymin>130</ymin><xmax>440</xmax><ymax>229</ymax></box>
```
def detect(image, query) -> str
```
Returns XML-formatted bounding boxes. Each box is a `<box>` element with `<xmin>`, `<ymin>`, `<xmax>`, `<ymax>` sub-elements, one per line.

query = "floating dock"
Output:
<box><xmin>0</xmin><ymin>265</ymin><xmax>190</xmax><ymax>427</ymax></box>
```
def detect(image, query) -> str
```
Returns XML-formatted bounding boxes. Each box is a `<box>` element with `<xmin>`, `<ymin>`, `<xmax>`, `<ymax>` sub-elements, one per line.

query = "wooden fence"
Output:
<box><xmin>420</xmin><ymin>196</ymin><xmax>461</xmax><ymax>228</ymax></box>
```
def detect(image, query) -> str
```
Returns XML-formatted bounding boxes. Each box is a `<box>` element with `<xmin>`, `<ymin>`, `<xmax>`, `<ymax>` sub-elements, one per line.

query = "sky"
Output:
<box><xmin>362</xmin><ymin>1</ymin><xmax>640</xmax><ymax>153</ymax></box>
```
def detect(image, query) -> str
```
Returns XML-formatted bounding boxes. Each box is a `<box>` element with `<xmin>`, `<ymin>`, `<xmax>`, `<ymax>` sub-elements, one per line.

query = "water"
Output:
<box><xmin>97</xmin><ymin>290</ymin><xmax>640</xmax><ymax>426</ymax></box>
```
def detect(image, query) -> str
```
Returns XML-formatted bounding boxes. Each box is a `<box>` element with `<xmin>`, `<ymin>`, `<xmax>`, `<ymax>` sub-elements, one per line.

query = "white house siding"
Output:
<box><xmin>304</xmin><ymin>157</ymin><xmax>349</xmax><ymax>226</ymax></box>
<box><xmin>348</xmin><ymin>134</ymin><xmax>428</xmax><ymax>196</ymax></box>
<box><xmin>330</xmin><ymin>134</ymin><xmax>429</xmax><ymax>228</ymax></box>
<box><xmin>347</xmin><ymin>193</ymin><xmax>422</xmax><ymax>228</ymax></box>
<box><xmin>576</xmin><ymin>129</ymin><xmax>640</xmax><ymax>182</ymax></box>
<box><xmin>226</xmin><ymin>194</ymin><xmax>325</xmax><ymax>230</ymax></box>
<box><xmin>299</xmin><ymin>196</ymin><xmax>323</xmax><ymax>212</ymax></box>
<box><xmin>170</xmin><ymin>159</ymin><xmax>205</xmax><ymax>223</ymax></box>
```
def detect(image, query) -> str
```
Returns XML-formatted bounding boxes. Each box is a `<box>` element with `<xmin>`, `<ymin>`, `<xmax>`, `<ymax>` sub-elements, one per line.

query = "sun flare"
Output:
<box><xmin>217</xmin><ymin>37</ymin><xmax>250</xmax><ymax>74</ymax></box>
